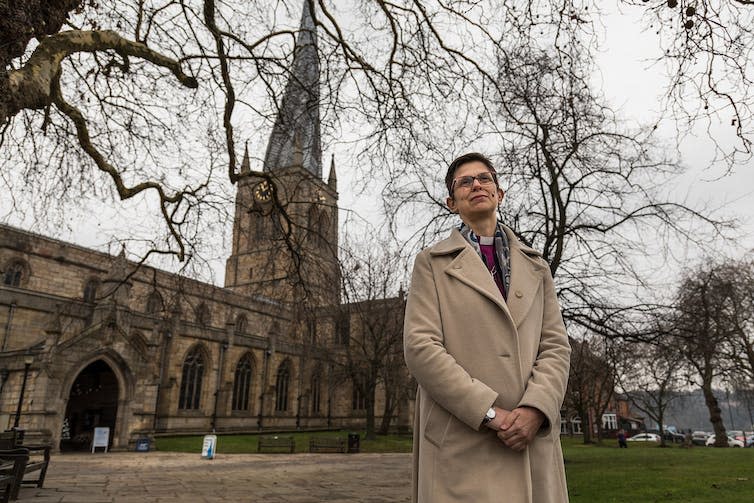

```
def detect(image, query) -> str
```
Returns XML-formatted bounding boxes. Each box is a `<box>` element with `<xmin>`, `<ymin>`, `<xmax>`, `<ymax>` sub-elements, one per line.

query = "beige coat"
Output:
<box><xmin>404</xmin><ymin>226</ymin><xmax>571</xmax><ymax>503</ymax></box>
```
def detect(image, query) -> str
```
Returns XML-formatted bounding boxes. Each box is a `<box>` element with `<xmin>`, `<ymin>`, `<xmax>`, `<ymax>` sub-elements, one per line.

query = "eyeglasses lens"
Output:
<box><xmin>456</xmin><ymin>172</ymin><xmax>496</xmax><ymax>189</ymax></box>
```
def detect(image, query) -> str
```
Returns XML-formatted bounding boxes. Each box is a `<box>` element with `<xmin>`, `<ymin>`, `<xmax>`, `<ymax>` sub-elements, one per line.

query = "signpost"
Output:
<box><xmin>201</xmin><ymin>434</ymin><xmax>217</xmax><ymax>460</ymax></box>
<box><xmin>92</xmin><ymin>427</ymin><xmax>110</xmax><ymax>453</ymax></box>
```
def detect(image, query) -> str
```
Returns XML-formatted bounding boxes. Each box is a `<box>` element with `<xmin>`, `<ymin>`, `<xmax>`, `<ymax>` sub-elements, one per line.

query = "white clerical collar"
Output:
<box><xmin>479</xmin><ymin>236</ymin><xmax>494</xmax><ymax>245</ymax></box>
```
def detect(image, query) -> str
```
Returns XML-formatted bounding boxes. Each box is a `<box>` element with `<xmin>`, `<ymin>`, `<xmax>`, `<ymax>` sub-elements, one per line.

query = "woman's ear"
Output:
<box><xmin>497</xmin><ymin>188</ymin><xmax>505</xmax><ymax>204</ymax></box>
<box><xmin>446</xmin><ymin>196</ymin><xmax>457</xmax><ymax>213</ymax></box>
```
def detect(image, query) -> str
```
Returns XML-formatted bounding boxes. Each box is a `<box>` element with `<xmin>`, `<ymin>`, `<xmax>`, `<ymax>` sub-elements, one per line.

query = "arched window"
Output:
<box><xmin>310</xmin><ymin>372</ymin><xmax>321</xmax><ymax>415</ymax></box>
<box><xmin>352</xmin><ymin>383</ymin><xmax>366</xmax><ymax>411</ymax></box>
<box><xmin>254</xmin><ymin>213</ymin><xmax>267</xmax><ymax>239</ymax></box>
<box><xmin>235</xmin><ymin>314</ymin><xmax>248</xmax><ymax>336</ymax></box>
<box><xmin>83</xmin><ymin>279</ymin><xmax>99</xmax><ymax>303</ymax></box>
<box><xmin>232</xmin><ymin>354</ymin><xmax>253</xmax><ymax>411</ymax></box>
<box><xmin>146</xmin><ymin>291</ymin><xmax>164</xmax><ymax>315</ymax></box>
<box><xmin>2</xmin><ymin>260</ymin><xmax>26</xmax><ymax>287</ymax></box>
<box><xmin>307</xmin><ymin>206</ymin><xmax>319</xmax><ymax>244</ymax></box>
<box><xmin>318</xmin><ymin>213</ymin><xmax>330</xmax><ymax>247</ymax></box>
<box><xmin>178</xmin><ymin>347</ymin><xmax>205</xmax><ymax>410</ymax></box>
<box><xmin>275</xmin><ymin>360</ymin><xmax>291</xmax><ymax>412</ymax></box>
<box><xmin>195</xmin><ymin>302</ymin><xmax>211</xmax><ymax>326</ymax></box>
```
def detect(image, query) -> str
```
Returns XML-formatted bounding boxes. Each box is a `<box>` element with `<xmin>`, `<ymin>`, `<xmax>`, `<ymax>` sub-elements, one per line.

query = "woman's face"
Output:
<box><xmin>446</xmin><ymin>161</ymin><xmax>504</xmax><ymax>220</ymax></box>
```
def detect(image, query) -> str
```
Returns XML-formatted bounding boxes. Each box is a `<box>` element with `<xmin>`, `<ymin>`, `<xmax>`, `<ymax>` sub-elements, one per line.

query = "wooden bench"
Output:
<box><xmin>308</xmin><ymin>437</ymin><xmax>346</xmax><ymax>453</ymax></box>
<box><xmin>0</xmin><ymin>473</ymin><xmax>15</xmax><ymax>503</ymax></box>
<box><xmin>0</xmin><ymin>431</ymin><xmax>50</xmax><ymax>500</ymax></box>
<box><xmin>257</xmin><ymin>436</ymin><xmax>295</xmax><ymax>453</ymax></box>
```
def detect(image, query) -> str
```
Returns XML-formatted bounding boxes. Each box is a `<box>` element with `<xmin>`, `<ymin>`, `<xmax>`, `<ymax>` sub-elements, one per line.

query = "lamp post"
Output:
<box><xmin>12</xmin><ymin>355</ymin><xmax>33</xmax><ymax>429</ymax></box>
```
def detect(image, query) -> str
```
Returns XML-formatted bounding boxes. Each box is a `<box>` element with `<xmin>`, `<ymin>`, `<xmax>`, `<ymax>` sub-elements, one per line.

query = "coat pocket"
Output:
<box><xmin>423</xmin><ymin>401</ymin><xmax>452</xmax><ymax>448</ymax></box>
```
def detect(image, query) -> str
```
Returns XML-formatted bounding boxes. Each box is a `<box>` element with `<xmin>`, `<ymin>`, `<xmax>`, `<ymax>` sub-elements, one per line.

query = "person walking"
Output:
<box><xmin>403</xmin><ymin>152</ymin><xmax>571</xmax><ymax>503</ymax></box>
<box><xmin>617</xmin><ymin>429</ymin><xmax>628</xmax><ymax>448</ymax></box>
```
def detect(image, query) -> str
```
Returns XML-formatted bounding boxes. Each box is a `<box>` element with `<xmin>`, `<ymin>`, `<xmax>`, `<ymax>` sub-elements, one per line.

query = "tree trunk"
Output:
<box><xmin>365</xmin><ymin>389</ymin><xmax>376</xmax><ymax>440</ymax></box>
<box><xmin>378</xmin><ymin>384</ymin><xmax>395</xmax><ymax>435</ymax></box>
<box><xmin>701</xmin><ymin>377</ymin><xmax>727</xmax><ymax>447</ymax></box>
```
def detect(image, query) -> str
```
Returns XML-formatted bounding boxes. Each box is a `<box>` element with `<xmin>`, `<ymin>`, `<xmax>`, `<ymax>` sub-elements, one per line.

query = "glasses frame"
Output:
<box><xmin>451</xmin><ymin>171</ymin><xmax>498</xmax><ymax>193</ymax></box>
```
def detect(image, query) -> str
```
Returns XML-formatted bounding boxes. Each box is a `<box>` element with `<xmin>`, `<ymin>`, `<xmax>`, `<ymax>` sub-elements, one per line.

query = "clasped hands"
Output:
<box><xmin>485</xmin><ymin>406</ymin><xmax>544</xmax><ymax>452</ymax></box>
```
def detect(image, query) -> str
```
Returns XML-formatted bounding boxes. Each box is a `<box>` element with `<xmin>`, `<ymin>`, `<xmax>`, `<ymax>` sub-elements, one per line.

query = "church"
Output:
<box><xmin>0</xmin><ymin>1</ymin><xmax>409</xmax><ymax>451</ymax></box>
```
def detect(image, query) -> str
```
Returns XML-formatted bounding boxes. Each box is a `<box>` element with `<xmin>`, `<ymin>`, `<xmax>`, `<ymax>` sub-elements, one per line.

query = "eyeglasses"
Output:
<box><xmin>451</xmin><ymin>172</ymin><xmax>497</xmax><ymax>192</ymax></box>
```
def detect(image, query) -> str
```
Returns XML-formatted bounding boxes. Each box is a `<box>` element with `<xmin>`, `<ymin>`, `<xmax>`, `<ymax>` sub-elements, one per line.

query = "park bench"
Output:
<box><xmin>257</xmin><ymin>436</ymin><xmax>295</xmax><ymax>453</ymax></box>
<box><xmin>308</xmin><ymin>436</ymin><xmax>346</xmax><ymax>453</ymax></box>
<box><xmin>0</xmin><ymin>431</ymin><xmax>50</xmax><ymax>500</ymax></box>
<box><xmin>0</xmin><ymin>473</ymin><xmax>15</xmax><ymax>503</ymax></box>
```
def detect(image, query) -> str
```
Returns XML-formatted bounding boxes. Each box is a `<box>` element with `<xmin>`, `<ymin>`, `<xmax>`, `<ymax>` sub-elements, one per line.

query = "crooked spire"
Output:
<box><xmin>263</xmin><ymin>0</ymin><xmax>322</xmax><ymax>178</ymax></box>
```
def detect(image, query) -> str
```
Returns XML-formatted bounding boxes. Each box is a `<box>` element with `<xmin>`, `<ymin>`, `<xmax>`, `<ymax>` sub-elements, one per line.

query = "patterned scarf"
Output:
<box><xmin>458</xmin><ymin>221</ymin><xmax>511</xmax><ymax>299</ymax></box>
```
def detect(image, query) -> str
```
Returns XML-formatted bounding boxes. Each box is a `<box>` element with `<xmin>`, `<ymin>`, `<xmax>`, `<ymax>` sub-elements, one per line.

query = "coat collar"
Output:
<box><xmin>430</xmin><ymin>225</ymin><xmax>547</xmax><ymax>327</ymax></box>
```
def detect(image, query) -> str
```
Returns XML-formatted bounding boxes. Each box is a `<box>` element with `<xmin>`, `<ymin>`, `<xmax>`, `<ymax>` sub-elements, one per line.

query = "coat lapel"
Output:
<box><xmin>432</xmin><ymin>229</ymin><xmax>513</xmax><ymax>322</ymax></box>
<box><xmin>505</xmin><ymin>228</ymin><xmax>547</xmax><ymax>327</ymax></box>
<box><xmin>431</xmin><ymin>227</ymin><xmax>548</xmax><ymax>328</ymax></box>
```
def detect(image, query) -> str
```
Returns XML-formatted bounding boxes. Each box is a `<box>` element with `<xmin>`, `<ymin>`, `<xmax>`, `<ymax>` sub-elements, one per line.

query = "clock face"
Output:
<box><xmin>254</xmin><ymin>181</ymin><xmax>273</xmax><ymax>203</ymax></box>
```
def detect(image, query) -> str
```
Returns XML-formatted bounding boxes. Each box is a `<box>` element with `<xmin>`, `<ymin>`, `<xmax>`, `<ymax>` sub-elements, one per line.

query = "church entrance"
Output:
<box><xmin>60</xmin><ymin>360</ymin><xmax>119</xmax><ymax>452</ymax></box>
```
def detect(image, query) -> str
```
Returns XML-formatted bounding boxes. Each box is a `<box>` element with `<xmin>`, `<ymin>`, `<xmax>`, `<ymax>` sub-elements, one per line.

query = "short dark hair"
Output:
<box><xmin>445</xmin><ymin>152</ymin><xmax>496</xmax><ymax>196</ymax></box>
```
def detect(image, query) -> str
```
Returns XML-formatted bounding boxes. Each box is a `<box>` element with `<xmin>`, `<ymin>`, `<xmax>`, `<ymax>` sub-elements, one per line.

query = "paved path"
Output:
<box><xmin>18</xmin><ymin>452</ymin><xmax>412</xmax><ymax>502</ymax></box>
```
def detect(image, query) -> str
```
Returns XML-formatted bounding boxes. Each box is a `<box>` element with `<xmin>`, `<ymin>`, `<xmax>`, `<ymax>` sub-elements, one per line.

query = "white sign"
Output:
<box><xmin>201</xmin><ymin>434</ymin><xmax>217</xmax><ymax>460</ymax></box>
<box><xmin>91</xmin><ymin>427</ymin><xmax>110</xmax><ymax>453</ymax></box>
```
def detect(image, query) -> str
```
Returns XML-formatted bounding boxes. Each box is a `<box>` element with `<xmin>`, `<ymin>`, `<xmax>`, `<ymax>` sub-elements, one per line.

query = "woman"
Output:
<box><xmin>403</xmin><ymin>152</ymin><xmax>571</xmax><ymax>503</ymax></box>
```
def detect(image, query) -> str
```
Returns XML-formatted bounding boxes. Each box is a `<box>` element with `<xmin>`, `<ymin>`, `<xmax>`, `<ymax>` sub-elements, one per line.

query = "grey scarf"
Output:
<box><xmin>458</xmin><ymin>222</ymin><xmax>511</xmax><ymax>299</ymax></box>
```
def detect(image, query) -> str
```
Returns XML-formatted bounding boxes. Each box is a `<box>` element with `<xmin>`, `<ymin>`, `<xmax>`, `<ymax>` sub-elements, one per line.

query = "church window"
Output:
<box><xmin>254</xmin><ymin>214</ymin><xmax>267</xmax><ymax>239</ymax></box>
<box><xmin>317</xmin><ymin>213</ymin><xmax>330</xmax><ymax>247</ymax></box>
<box><xmin>146</xmin><ymin>291</ymin><xmax>164</xmax><ymax>315</ymax></box>
<box><xmin>307</xmin><ymin>319</ymin><xmax>317</xmax><ymax>345</ymax></box>
<box><xmin>235</xmin><ymin>314</ymin><xmax>248</xmax><ymax>336</ymax></box>
<box><xmin>178</xmin><ymin>347</ymin><xmax>205</xmax><ymax>409</ymax></box>
<box><xmin>275</xmin><ymin>360</ymin><xmax>291</xmax><ymax>412</ymax></box>
<box><xmin>336</xmin><ymin>313</ymin><xmax>350</xmax><ymax>346</ymax></box>
<box><xmin>83</xmin><ymin>279</ymin><xmax>99</xmax><ymax>303</ymax></box>
<box><xmin>232</xmin><ymin>354</ymin><xmax>253</xmax><ymax>411</ymax></box>
<box><xmin>195</xmin><ymin>302</ymin><xmax>211</xmax><ymax>326</ymax></box>
<box><xmin>307</xmin><ymin>206</ymin><xmax>319</xmax><ymax>244</ymax></box>
<box><xmin>310</xmin><ymin>372</ymin><xmax>321</xmax><ymax>414</ymax></box>
<box><xmin>2</xmin><ymin>260</ymin><xmax>26</xmax><ymax>287</ymax></box>
<box><xmin>352</xmin><ymin>383</ymin><xmax>366</xmax><ymax>411</ymax></box>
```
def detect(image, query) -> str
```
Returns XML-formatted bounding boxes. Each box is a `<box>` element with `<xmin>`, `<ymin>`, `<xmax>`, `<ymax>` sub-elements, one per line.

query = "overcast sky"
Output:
<box><xmin>3</xmin><ymin>3</ymin><xmax>752</xmax><ymax>286</ymax></box>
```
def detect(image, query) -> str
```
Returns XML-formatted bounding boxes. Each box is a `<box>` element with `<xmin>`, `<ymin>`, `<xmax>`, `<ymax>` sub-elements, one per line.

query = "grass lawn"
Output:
<box><xmin>156</xmin><ymin>433</ymin><xmax>753</xmax><ymax>501</ymax></box>
<box><xmin>562</xmin><ymin>437</ymin><xmax>754</xmax><ymax>502</ymax></box>
<box><xmin>154</xmin><ymin>430</ymin><xmax>413</xmax><ymax>454</ymax></box>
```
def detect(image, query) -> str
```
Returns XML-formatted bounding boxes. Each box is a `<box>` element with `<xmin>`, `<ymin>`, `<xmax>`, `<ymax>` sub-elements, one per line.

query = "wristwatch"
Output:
<box><xmin>482</xmin><ymin>407</ymin><xmax>496</xmax><ymax>425</ymax></box>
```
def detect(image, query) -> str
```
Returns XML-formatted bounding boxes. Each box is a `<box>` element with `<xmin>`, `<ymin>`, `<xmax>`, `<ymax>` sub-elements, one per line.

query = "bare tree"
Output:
<box><xmin>623</xmin><ymin>0</ymin><xmax>754</xmax><ymax>164</ymax></box>
<box><xmin>336</xmin><ymin>240</ymin><xmax>407</xmax><ymax>439</ymax></box>
<box><xmin>565</xmin><ymin>336</ymin><xmax>623</xmax><ymax>444</ymax></box>
<box><xmin>671</xmin><ymin>261</ymin><xmax>744</xmax><ymax>447</ymax></box>
<box><xmin>620</xmin><ymin>341</ymin><xmax>684</xmax><ymax>447</ymax></box>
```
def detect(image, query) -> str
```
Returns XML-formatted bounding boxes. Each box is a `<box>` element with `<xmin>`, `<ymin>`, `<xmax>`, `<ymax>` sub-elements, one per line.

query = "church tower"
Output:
<box><xmin>225</xmin><ymin>0</ymin><xmax>339</xmax><ymax>309</ymax></box>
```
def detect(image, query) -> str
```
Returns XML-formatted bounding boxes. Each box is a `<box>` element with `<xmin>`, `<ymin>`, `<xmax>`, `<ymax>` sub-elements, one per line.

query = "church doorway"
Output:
<box><xmin>60</xmin><ymin>360</ymin><xmax>119</xmax><ymax>452</ymax></box>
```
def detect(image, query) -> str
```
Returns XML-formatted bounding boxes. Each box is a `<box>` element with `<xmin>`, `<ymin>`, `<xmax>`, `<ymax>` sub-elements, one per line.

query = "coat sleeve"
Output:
<box><xmin>403</xmin><ymin>250</ymin><xmax>499</xmax><ymax>431</ymax></box>
<box><xmin>516</xmin><ymin>263</ymin><xmax>571</xmax><ymax>436</ymax></box>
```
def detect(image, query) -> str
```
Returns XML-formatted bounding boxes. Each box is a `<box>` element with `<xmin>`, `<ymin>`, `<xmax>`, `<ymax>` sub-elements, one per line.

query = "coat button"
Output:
<box><xmin>515</xmin><ymin>291</ymin><xmax>523</xmax><ymax>298</ymax></box>
<box><xmin>453</xmin><ymin>264</ymin><xmax>462</xmax><ymax>269</ymax></box>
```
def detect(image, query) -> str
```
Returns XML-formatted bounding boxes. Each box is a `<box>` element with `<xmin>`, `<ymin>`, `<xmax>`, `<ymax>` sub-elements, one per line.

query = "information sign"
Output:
<box><xmin>92</xmin><ymin>427</ymin><xmax>110</xmax><ymax>453</ymax></box>
<box><xmin>201</xmin><ymin>434</ymin><xmax>217</xmax><ymax>460</ymax></box>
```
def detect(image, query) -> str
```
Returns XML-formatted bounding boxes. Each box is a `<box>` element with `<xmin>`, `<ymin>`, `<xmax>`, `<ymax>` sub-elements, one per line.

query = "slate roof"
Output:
<box><xmin>263</xmin><ymin>0</ymin><xmax>322</xmax><ymax>178</ymax></box>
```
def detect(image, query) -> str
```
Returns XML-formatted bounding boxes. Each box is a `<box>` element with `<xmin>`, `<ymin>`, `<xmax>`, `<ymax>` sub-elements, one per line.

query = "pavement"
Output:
<box><xmin>18</xmin><ymin>452</ymin><xmax>412</xmax><ymax>502</ymax></box>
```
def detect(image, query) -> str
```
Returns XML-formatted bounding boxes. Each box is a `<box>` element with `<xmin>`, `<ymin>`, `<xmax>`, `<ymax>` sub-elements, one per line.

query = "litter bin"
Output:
<box><xmin>347</xmin><ymin>433</ymin><xmax>360</xmax><ymax>453</ymax></box>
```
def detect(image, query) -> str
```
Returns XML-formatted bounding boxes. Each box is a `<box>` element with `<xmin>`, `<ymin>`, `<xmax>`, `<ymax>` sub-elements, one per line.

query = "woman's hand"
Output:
<box><xmin>496</xmin><ymin>406</ymin><xmax>545</xmax><ymax>451</ymax></box>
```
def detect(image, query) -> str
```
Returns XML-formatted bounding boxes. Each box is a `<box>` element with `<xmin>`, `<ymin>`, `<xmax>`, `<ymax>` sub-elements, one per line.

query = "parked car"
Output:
<box><xmin>705</xmin><ymin>435</ymin><xmax>744</xmax><ymax>448</ymax></box>
<box><xmin>662</xmin><ymin>430</ymin><xmax>685</xmax><ymax>443</ymax></box>
<box><xmin>627</xmin><ymin>433</ymin><xmax>661</xmax><ymax>442</ymax></box>
<box><xmin>691</xmin><ymin>431</ymin><xmax>711</xmax><ymax>446</ymax></box>
<box><xmin>745</xmin><ymin>434</ymin><xmax>754</xmax><ymax>447</ymax></box>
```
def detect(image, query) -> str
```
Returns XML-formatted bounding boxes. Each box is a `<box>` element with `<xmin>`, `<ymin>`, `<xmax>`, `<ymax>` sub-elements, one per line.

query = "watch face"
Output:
<box><xmin>254</xmin><ymin>181</ymin><xmax>273</xmax><ymax>203</ymax></box>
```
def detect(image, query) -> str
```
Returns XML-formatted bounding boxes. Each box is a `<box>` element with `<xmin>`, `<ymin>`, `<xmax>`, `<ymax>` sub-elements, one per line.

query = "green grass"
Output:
<box><xmin>156</xmin><ymin>433</ymin><xmax>753</xmax><ymax>501</ymax></box>
<box><xmin>562</xmin><ymin>437</ymin><xmax>754</xmax><ymax>502</ymax></box>
<box><xmin>154</xmin><ymin>430</ymin><xmax>412</xmax><ymax>454</ymax></box>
